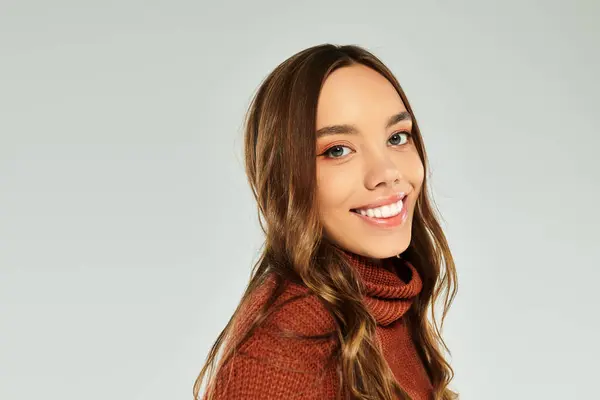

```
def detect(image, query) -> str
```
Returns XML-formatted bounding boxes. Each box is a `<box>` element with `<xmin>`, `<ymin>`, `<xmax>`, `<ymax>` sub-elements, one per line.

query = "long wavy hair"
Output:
<box><xmin>193</xmin><ymin>43</ymin><xmax>459</xmax><ymax>400</ymax></box>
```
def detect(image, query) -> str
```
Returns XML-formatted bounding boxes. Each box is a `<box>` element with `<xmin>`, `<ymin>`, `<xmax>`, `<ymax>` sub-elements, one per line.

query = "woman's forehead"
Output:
<box><xmin>316</xmin><ymin>65</ymin><xmax>406</xmax><ymax>129</ymax></box>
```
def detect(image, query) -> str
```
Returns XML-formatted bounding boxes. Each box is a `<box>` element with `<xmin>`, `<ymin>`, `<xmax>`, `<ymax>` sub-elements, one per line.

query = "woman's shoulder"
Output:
<box><xmin>207</xmin><ymin>273</ymin><xmax>339</xmax><ymax>399</ymax></box>
<box><xmin>237</xmin><ymin>272</ymin><xmax>337</xmax><ymax>338</ymax></box>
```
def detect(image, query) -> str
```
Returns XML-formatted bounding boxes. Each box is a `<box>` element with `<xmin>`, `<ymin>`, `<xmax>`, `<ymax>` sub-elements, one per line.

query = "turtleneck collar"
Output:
<box><xmin>342</xmin><ymin>250</ymin><xmax>423</xmax><ymax>326</ymax></box>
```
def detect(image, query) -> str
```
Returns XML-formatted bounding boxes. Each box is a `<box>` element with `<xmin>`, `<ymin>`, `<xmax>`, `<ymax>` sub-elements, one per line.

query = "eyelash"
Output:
<box><xmin>320</xmin><ymin>131</ymin><xmax>412</xmax><ymax>159</ymax></box>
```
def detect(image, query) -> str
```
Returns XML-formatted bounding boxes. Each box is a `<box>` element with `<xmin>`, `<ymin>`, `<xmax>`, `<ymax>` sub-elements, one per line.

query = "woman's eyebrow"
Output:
<box><xmin>316</xmin><ymin>111</ymin><xmax>412</xmax><ymax>138</ymax></box>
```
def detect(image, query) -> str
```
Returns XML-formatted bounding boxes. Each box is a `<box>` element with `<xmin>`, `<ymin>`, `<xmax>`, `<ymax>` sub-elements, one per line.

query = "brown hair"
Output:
<box><xmin>193</xmin><ymin>43</ymin><xmax>459</xmax><ymax>400</ymax></box>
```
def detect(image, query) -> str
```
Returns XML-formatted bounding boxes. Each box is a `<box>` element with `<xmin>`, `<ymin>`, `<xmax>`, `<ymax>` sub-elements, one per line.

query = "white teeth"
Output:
<box><xmin>381</xmin><ymin>205</ymin><xmax>391</xmax><ymax>218</ymax></box>
<box><xmin>356</xmin><ymin>199</ymin><xmax>404</xmax><ymax>219</ymax></box>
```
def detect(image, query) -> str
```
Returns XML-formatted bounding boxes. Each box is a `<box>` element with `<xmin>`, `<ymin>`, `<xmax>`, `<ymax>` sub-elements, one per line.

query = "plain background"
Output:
<box><xmin>1</xmin><ymin>1</ymin><xmax>598</xmax><ymax>399</ymax></box>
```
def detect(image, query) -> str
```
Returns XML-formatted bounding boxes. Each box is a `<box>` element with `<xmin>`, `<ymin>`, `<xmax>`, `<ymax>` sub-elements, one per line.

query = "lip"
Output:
<box><xmin>352</xmin><ymin>199</ymin><xmax>409</xmax><ymax>228</ymax></box>
<box><xmin>352</xmin><ymin>192</ymin><xmax>407</xmax><ymax>211</ymax></box>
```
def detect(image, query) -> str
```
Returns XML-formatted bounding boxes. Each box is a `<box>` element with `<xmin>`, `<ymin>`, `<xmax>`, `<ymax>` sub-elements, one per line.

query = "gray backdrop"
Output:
<box><xmin>1</xmin><ymin>1</ymin><xmax>598</xmax><ymax>399</ymax></box>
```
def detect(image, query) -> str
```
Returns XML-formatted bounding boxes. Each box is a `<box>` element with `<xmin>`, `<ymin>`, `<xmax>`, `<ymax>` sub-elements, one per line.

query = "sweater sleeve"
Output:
<box><xmin>205</xmin><ymin>285</ymin><xmax>339</xmax><ymax>400</ymax></box>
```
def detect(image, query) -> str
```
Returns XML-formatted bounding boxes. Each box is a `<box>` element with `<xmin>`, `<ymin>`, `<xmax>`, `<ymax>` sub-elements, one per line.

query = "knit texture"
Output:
<box><xmin>205</xmin><ymin>251</ymin><xmax>433</xmax><ymax>399</ymax></box>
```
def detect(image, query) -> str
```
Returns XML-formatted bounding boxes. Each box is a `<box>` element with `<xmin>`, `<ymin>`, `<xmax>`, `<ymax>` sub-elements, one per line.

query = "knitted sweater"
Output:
<box><xmin>205</xmin><ymin>251</ymin><xmax>433</xmax><ymax>399</ymax></box>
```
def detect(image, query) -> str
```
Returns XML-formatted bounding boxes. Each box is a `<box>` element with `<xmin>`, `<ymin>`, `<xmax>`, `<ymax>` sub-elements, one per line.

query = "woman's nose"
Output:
<box><xmin>364</xmin><ymin>155</ymin><xmax>402</xmax><ymax>190</ymax></box>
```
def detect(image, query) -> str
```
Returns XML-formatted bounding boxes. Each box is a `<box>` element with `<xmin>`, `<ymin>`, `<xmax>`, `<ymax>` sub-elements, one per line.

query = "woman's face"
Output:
<box><xmin>315</xmin><ymin>64</ymin><xmax>424</xmax><ymax>260</ymax></box>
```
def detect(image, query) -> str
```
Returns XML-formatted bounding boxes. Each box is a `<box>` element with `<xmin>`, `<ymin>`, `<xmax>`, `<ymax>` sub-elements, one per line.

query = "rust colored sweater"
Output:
<box><xmin>205</xmin><ymin>251</ymin><xmax>433</xmax><ymax>399</ymax></box>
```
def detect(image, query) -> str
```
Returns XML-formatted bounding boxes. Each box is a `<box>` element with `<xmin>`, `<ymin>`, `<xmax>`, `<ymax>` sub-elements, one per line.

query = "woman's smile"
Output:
<box><xmin>351</xmin><ymin>193</ymin><xmax>409</xmax><ymax>228</ymax></box>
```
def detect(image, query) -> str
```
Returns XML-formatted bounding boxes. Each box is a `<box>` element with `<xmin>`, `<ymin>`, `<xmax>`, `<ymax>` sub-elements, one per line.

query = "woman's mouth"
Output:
<box><xmin>350</xmin><ymin>195</ymin><xmax>408</xmax><ymax>228</ymax></box>
<box><xmin>351</xmin><ymin>198</ymin><xmax>404</xmax><ymax>218</ymax></box>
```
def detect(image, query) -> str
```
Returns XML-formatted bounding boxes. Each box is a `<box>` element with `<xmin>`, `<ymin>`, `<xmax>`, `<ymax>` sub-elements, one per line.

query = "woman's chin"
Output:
<box><xmin>335</xmin><ymin>237</ymin><xmax>411</xmax><ymax>260</ymax></box>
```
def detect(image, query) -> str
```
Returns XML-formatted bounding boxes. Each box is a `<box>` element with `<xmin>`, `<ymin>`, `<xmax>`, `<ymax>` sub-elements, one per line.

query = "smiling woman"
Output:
<box><xmin>315</xmin><ymin>65</ymin><xmax>424</xmax><ymax>254</ymax></box>
<box><xmin>193</xmin><ymin>44</ymin><xmax>459</xmax><ymax>400</ymax></box>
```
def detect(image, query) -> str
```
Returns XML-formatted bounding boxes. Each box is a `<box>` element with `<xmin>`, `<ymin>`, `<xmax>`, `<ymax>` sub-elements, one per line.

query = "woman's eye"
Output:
<box><xmin>324</xmin><ymin>145</ymin><xmax>352</xmax><ymax>158</ymax></box>
<box><xmin>322</xmin><ymin>133</ymin><xmax>409</xmax><ymax>159</ymax></box>
<box><xmin>388</xmin><ymin>132</ymin><xmax>410</xmax><ymax>146</ymax></box>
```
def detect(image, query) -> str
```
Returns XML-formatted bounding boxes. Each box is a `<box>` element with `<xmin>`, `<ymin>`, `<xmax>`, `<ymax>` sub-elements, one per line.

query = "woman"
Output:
<box><xmin>193</xmin><ymin>43</ymin><xmax>459</xmax><ymax>400</ymax></box>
